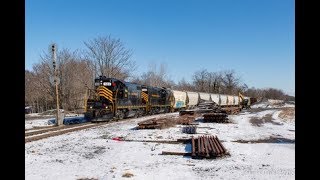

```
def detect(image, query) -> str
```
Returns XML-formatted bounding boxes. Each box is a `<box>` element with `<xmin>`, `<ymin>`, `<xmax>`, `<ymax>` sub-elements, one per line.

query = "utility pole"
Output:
<box><xmin>51</xmin><ymin>43</ymin><xmax>61</xmax><ymax>126</ymax></box>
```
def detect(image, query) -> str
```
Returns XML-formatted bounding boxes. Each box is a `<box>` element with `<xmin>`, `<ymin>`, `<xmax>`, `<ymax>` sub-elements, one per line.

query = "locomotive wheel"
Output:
<box><xmin>117</xmin><ymin>110</ymin><xmax>125</xmax><ymax>120</ymax></box>
<box><xmin>84</xmin><ymin>111</ymin><xmax>94</xmax><ymax>120</ymax></box>
<box><xmin>134</xmin><ymin>110</ymin><xmax>139</xmax><ymax>118</ymax></box>
<box><xmin>141</xmin><ymin>109</ymin><xmax>146</xmax><ymax>116</ymax></box>
<box><xmin>135</xmin><ymin>109</ymin><xmax>143</xmax><ymax>118</ymax></box>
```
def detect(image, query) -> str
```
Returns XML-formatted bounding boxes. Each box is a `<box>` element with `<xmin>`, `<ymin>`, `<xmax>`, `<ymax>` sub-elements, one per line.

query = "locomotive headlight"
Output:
<box><xmin>103</xmin><ymin>82</ymin><xmax>112</xmax><ymax>86</ymax></box>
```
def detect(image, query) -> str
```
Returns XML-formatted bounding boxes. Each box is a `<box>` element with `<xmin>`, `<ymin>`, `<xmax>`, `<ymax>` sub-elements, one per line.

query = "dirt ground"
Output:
<box><xmin>278</xmin><ymin>107</ymin><xmax>295</xmax><ymax>121</ymax></box>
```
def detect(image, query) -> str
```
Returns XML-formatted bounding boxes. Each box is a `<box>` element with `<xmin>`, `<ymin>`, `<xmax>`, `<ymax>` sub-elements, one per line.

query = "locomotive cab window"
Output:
<box><xmin>94</xmin><ymin>80</ymin><xmax>102</xmax><ymax>87</ymax></box>
<box><xmin>124</xmin><ymin>88</ymin><xmax>128</xmax><ymax>98</ymax></box>
<box><xmin>118</xmin><ymin>83</ymin><xmax>128</xmax><ymax>99</ymax></box>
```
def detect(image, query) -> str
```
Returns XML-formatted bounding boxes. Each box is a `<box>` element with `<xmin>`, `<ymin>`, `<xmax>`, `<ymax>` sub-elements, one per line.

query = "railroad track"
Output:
<box><xmin>25</xmin><ymin>122</ymin><xmax>93</xmax><ymax>137</ymax></box>
<box><xmin>25</xmin><ymin>113</ymin><xmax>178</xmax><ymax>143</ymax></box>
<box><xmin>25</xmin><ymin>122</ymin><xmax>108</xmax><ymax>143</ymax></box>
<box><xmin>25</xmin><ymin>125</ymin><xmax>56</xmax><ymax>131</ymax></box>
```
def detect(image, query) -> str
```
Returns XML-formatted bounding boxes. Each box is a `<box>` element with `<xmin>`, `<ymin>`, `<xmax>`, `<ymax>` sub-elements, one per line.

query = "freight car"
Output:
<box><xmin>171</xmin><ymin>91</ymin><xmax>246</xmax><ymax>111</ymax></box>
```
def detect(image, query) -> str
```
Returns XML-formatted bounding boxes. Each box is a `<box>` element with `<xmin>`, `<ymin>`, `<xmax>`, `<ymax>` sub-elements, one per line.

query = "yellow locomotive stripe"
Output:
<box><xmin>141</xmin><ymin>92</ymin><xmax>148</xmax><ymax>98</ymax></box>
<box><xmin>98</xmin><ymin>86</ymin><xmax>113</xmax><ymax>96</ymax></box>
<box><xmin>141</xmin><ymin>92</ymin><xmax>148</xmax><ymax>102</ymax></box>
<box><xmin>98</xmin><ymin>91</ymin><xmax>112</xmax><ymax>100</ymax></box>
<box><xmin>98</xmin><ymin>86</ymin><xmax>113</xmax><ymax>101</ymax></box>
<box><xmin>99</xmin><ymin>89</ymin><xmax>112</xmax><ymax>97</ymax></box>
<box><xmin>142</xmin><ymin>95</ymin><xmax>148</xmax><ymax>100</ymax></box>
<box><xmin>98</xmin><ymin>86</ymin><xmax>112</xmax><ymax>96</ymax></box>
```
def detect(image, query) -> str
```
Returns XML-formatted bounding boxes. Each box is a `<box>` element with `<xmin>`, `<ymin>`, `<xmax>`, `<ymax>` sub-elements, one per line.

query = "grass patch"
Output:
<box><xmin>122</xmin><ymin>172</ymin><xmax>134</xmax><ymax>178</ymax></box>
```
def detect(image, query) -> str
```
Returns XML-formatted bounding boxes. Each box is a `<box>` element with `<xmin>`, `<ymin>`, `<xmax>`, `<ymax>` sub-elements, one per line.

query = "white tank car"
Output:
<box><xmin>211</xmin><ymin>93</ymin><xmax>220</xmax><ymax>105</ymax></box>
<box><xmin>172</xmin><ymin>90</ymin><xmax>187</xmax><ymax>109</ymax></box>
<box><xmin>234</xmin><ymin>95</ymin><xmax>239</xmax><ymax>105</ymax></box>
<box><xmin>220</xmin><ymin>94</ymin><xmax>228</xmax><ymax>106</ymax></box>
<box><xmin>186</xmin><ymin>91</ymin><xmax>199</xmax><ymax>109</ymax></box>
<box><xmin>199</xmin><ymin>92</ymin><xmax>211</xmax><ymax>101</ymax></box>
<box><xmin>227</xmin><ymin>95</ymin><xmax>234</xmax><ymax>105</ymax></box>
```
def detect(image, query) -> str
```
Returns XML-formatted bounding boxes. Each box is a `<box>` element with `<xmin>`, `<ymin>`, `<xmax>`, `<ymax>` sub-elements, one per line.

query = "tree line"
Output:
<box><xmin>25</xmin><ymin>35</ymin><xmax>294</xmax><ymax>113</ymax></box>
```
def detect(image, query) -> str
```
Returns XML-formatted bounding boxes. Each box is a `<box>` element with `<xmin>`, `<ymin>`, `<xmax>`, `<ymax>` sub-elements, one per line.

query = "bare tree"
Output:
<box><xmin>25</xmin><ymin>70</ymin><xmax>50</xmax><ymax>113</ymax></box>
<box><xmin>244</xmin><ymin>87</ymin><xmax>293</xmax><ymax>101</ymax></box>
<box><xmin>139</xmin><ymin>62</ymin><xmax>173</xmax><ymax>88</ymax></box>
<box><xmin>128</xmin><ymin>76</ymin><xmax>142</xmax><ymax>84</ymax></box>
<box><xmin>192</xmin><ymin>69</ymin><xmax>209</xmax><ymax>92</ymax></box>
<box><xmin>263</xmin><ymin>88</ymin><xmax>286</xmax><ymax>100</ymax></box>
<box><xmin>220</xmin><ymin>70</ymin><xmax>241</xmax><ymax>95</ymax></box>
<box><xmin>26</xmin><ymin>47</ymin><xmax>94</xmax><ymax>112</ymax></box>
<box><xmin>84</xmin><ymin>35</ymin><xmax>136</xmax><ymax>80</ymax></box>
<box><xmin>207</xmin><ymin>72</ymin><xmax>223</xmax><ymax>93</ymax></box>
<box><xmin>190</xmin><ymin>69</ymin><xmax>246</xmax><ymax>95</ymax></box>
<box><xmin>28</xmin><ymin>62</ymin><xmax>55</xmax><ymax>113</ymax></box>
<box><xmin>175</xmin><ymin>78</ymin><xmax>195</xmax><ymax>91</ymax></box>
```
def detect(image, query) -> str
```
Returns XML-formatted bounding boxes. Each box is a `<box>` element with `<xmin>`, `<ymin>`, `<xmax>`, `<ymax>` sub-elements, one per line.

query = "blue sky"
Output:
<box><xmin>26</xmin><ymin>0</ymin><xmax>295</xmax><ymax>96</ymax></box>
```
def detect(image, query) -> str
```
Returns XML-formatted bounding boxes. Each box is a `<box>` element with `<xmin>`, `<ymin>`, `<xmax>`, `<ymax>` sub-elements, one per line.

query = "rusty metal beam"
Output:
<box><xmin>191</xmin><ymin>136</ymin><xmax>196</xmax><ymax>157</ymax></box>
<box><xmin>161</xmin><ymin>151</ymin><xmax>192</xmax><ymax>156</ymax></box>
<box><xmin>204</xmin><ymin>136</ymin><xmax>210</xmax><ymax>158</ymax></box>
<box><xmin>211</xmin><ymin>136</ymin><xmax>221</xmax><ymax>155</ymax></box>
<box><xmin>215</xmin><ymin>136</ymin><xmax>227</xmax><ymax>153</ymax></box>
<box><xmin>208</xmin><ymin>136</ymin><xmax>216</xmax><ymax>156</ymax></box>
<box><xmin>213</xmin><ymin>136</ymin><xmax>224</xmax><ymax>155</ymax></box>
<box><xmin>197</xmin><ymin>136</ymin><xmax>201</xmax><ymax>156</ymax></box>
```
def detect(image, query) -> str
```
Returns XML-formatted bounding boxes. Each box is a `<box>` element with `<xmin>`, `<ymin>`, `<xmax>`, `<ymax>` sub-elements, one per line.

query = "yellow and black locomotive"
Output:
<box><xmin>84</xmin><ymin>76</ymin><xmax>174</xmax><ymax>122</ymax></box>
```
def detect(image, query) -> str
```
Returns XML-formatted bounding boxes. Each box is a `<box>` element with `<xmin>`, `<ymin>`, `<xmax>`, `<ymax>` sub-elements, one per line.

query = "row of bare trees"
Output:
<box><xmin>25</xmin><ymin>35</ymin><xmax>294</xmax><ymax>113</ymax></box>
<box><xmin>130</xmin><ymin>63</ymin><xmax>174</xmax><ymax>88</ymax></box>
<box><xmin>25</xmin><ymin>49</ymin><xmax>94</xmax><ymax>113</ymax></box>
<box><xmin>173</xmin><ymin>69</ymin><xmax>248</xmax><ymax>95</ymax></box>
<box><xmin>244</xmin><ymin>87</ymin><xmax>295</xmax><ymax>101</ymax></box>
<box><xmin>25</xmin><ymin>35</ymin><xmax>136</xmax><ymax>113</ymax></box>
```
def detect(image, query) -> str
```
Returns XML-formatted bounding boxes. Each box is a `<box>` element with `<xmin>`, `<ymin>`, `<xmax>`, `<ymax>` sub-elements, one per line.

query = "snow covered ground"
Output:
<box><xmin>25</xmin><ymin>101</ymin><xmax>295</xmax><ymax>180</ymax></box>
<box><xmin>251</xmin><ymin>99</ymin><xmax>295</xmax><ymax>109</ymax></box>
<box><xmin>25</xmin><ymin>115</ymin><xmax>86</xmax><ymax>130</ymax></box>
<box><xmin>25</xmin><ymin>110</ymin><xmax>82</xmax><ymax>121</ymax></box>
<box><xmin>25</xmin><ymin>118</ymin><xmax>54</xmax><ymax>129</ymax></box>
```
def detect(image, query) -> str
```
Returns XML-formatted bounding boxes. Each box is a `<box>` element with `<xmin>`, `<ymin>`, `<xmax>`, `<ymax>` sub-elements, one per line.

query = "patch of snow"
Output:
<box><xmin>251</xmin><ymin>99</ymin><xmax>295</xmax><ymax>109</ymax></box>
<box><xmin>26</xmin><ymin>110</ymin><xmax>294</xmax><ymax>179</ymax></box>
<box><xmin>25</xmin><ymin>118</ymin><xmax>53</xmax><ymax>130</ymax></box>
<box><xmin>282</xmin><ymin>103</ymin><xmax>295</xmax><ymax>108</ymax></box>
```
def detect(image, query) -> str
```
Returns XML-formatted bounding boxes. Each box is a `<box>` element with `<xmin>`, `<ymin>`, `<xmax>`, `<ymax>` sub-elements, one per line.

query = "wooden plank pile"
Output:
<box><xmin>176</xmin><ymin>114</ymin><xmax>196</xmax><ymax>125</ymax></box>
<box><xmin>221</xmin><ymin>107</ymin><xmax>241</xmax><ymax>115</ymax></box>
<box><xmin>137</xmin><ymin>117</ymin><xmax>176</xmax><ymax>129</ymax></box>
<box><xmin>179</xmin><ymin>110</ymin><xmax>195</xmax><ymax>116</ymax></box>
<box><xmin>202</xmin><ymin>113</ymin><xmax>228</xmax><ymax>123</ymax></box>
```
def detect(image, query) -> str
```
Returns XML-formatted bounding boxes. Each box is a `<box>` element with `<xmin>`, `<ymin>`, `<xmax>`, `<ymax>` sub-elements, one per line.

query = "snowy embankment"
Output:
<box><xmin>25</xmin><ymin>112</ymin><xmax>85</xmax><ymax>130</ymax></box>
<box><xmin>25</xmin><ymin>118</ymin><xmax>53</xmax><ymax>129</ymax></box>
<box><xmin>25</xmin><ymin>103</ymin><xmax>295</xmax><ymax>180</ymax></box>
<box><xmin>251</xmin><ymin>99</ymin><xmax>295</xmax><ymax>109</ymax></box>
